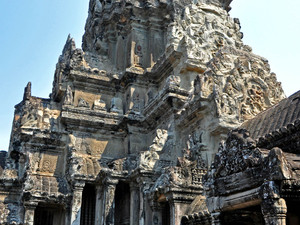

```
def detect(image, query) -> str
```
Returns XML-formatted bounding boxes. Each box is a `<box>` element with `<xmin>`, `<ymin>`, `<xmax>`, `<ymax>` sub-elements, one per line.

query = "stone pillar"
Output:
<box><xmin>94</xmin><ymin>185</ymin><xmax>103</xmax><ymax>225</ymax></box>
<box><xmin>130</xmin><ymin>183</ymin><xmax>140</xmax><ymax>225</ymax></box>
<box><xmin>138</xmin><ymin>185</ymin><xmax>146</xmax><ymax>225</ymax></box>
<box><xmin>262</xmin><ymin>198</ymin><xmax>287</xmax><ymax>225</ymax></box>
<box><xmin>169</xmin><ymin>201</ymin><xmax>184</xmax><ymax>225</ymax></box>
<box><xmin>211</xmin><ymin>212</ymin><xmax>221</xmax><ymax>225</ymax></box>
<box><xmin>70</xmin><ymin>181</ymin><xmax>85</xmax><ymax>225</ymax></box>
<box><xmin>102</xmin><ymin>179</ymin><xmax>117</xmax><ymax>225</ymax></box>
<box><xmin>24</xmin><ymin>203</ymin><xmax>37</xmax><ymax>225</ymax></box>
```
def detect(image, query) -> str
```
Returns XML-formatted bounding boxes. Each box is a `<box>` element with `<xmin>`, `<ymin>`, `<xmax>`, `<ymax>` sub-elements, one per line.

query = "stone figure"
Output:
<box><xmin>64</xmin><ymin>85</ymin><xmax>73</xmax><ymax>105</ymax></box>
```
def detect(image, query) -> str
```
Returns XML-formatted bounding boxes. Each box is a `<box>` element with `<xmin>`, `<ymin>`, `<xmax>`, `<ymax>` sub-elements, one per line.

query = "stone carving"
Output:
<box><xmin>39</xmin><ymin>154</ymin><xmax>58</xmax><ymax>174</ymax></box>
<box><xmin>71</xmin><ymin>156</ymin><xmax>101</xmax><ymax>177</ymax></box>
<box><xmin>64</xmin><ymin>85</ymin><xmax>74</xmax><ymax>105</ymax></box>
<box><xmin>78</xmin><ymin>98</ymin><xmax>90</xmax><ymax>108</ymax></box>
<box><xmin>149</xmin><ymin>129</ymin><xmax>168</xmax><ymax>152</ymax></box>
<box><xmin>137</xmin><ymin>151</ymin><xmax>159</xmax><ymax>171</ymax></box>
<box><xmin>150</xmin><ymin>158</ymin><xmax>207</xmax><ymax>192</ymax></box>
<box><xmin>212</xmin><ymin>129</ymin><xmax>261</xmax><ymax>177</ymax></box>
<box><xmin>18</xmin><ymin>97</ymin><xmax>59</xmax><ymax>130</ymax></box>
<box><xmin>134</xmin><ymin>43</ymin><xmax>143</xmax><ymax>67</ymax></box>
<box><xmin>195</xmin><ymin>47</ymin><xmax>286</xmax><ymax>121</ymax></box>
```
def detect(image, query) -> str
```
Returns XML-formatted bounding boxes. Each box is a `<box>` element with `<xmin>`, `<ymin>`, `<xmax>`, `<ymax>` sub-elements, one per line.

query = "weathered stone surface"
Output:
<box><xmin>0</xmin><ymin>0</ymin><xmax>294</xmax><ymax>224</ymax></box>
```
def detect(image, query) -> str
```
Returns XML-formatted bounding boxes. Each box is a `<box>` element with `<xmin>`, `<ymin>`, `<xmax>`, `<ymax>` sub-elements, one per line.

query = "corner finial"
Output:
<box><xmin>23</xmin><ymin>82</ymin><xmax>31</xmax><ymax>100</ymax></box>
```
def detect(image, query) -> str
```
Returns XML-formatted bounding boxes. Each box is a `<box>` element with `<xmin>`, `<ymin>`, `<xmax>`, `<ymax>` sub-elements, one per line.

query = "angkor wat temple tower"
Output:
<box><xmin>0</xmin><ymin>0</ymin><xmax>287</xmax><ymax>224</ymax></box>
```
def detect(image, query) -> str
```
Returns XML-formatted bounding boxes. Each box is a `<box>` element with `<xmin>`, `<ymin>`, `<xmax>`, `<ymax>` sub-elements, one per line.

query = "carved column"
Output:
<box><xmin>130</xmin><ymin>183</ymin><xmax>140</xmax><ymax>225</ymax></box>
<box><xmin>261</xmin><ymin>198</ymin><xmax>287</xmax><ymax>225</ymax></box>
<box><xmin>24</xmin><ymin>202</ymin><xmax>38</xmax><ymax>225</ymax></box>
<box><xmin>211</xmin><ymin>212</ymin><xmax>221</xmax><ymax>225</ymax></box>
<box><xmin>102</xmin><ymin>179</ymin><xmax>118</xmax><ymax>225</ymax></box>
<box><xmin>70</xmin><ymin>181</ymin><xmax>85</xmax><ymax>225</ymax></box>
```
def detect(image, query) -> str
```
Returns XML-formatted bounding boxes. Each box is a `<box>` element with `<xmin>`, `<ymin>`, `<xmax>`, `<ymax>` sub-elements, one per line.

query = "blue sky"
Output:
<box><xmin>0</xmin><ymin>0</ymin><xmax>299</xmax><ymax>151</ymax></box>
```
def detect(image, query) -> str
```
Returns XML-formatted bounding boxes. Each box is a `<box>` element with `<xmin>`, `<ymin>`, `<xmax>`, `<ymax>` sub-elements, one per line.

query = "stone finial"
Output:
<box><xmin>59</xmin><ymin>34</ymin><xmax>76</xmax><ymax>62</ymax></box>
<box><xmin>23</xmin><ymin>82</ymin><xmax>31</xmax><ymax>100</ymax></box>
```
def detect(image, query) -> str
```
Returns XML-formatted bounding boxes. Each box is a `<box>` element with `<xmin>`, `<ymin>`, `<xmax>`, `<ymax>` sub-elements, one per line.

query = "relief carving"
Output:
<box><xmin>212</xmin><ymin>129</ymin><xmax>262</xmax><ymax>178</ymax></box>
<box><xmin>195</xmin><ymin>47</ymin><xmax>285</xmax><ymax>121</ymax></box>
<box><xmin>39</xmin><ymin>154</ymin><xmax>58</xmax><ymax>174</ymax></box>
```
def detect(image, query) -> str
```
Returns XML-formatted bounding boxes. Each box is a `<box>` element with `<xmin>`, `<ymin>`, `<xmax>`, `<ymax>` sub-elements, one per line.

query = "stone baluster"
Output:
<box><xmin>94</xmin><ymin>185</ymin><xmax>103</xmax><ymax>225</ymax></box>
<box><xmin>23</xmin><ymin>202</ymin><xmax>38</xmax><ymax>225</ymax></box>
<box><xmin>70</xmin><ymin>181</ymin><xmax>85</xmax><ymax>225</ymax></box>
<box><xmin>261</xmin><ymin>198</ymin><xmax>287</xmax><ymax>225</ymax></box>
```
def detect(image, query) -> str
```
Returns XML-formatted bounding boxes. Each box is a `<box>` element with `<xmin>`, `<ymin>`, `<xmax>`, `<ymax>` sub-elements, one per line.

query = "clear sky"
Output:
<box><xmin>0</xmin><ymin>0</ymin><xmax>299</xmax><ymax>151</ymax></box>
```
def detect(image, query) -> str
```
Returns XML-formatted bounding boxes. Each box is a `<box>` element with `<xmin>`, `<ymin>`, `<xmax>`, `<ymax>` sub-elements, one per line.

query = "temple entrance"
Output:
<box><xmin>34</xmin><ymin>204</ymin><xmax>65</xmax><ymax>225</ymax></box>
<box><xmin>221</xmin><ymin>205</ymin><xmax>264</xmax><ymax>225</ymax></box>
<box><xmin>80</xmin><ymin>184</ymin><xmax>96</xmax><ymax>225</ymax></box>
<box><xmin>114</xmin><ymin>181</ymin><xmax>130</xmax><ymax>225</ymax></box>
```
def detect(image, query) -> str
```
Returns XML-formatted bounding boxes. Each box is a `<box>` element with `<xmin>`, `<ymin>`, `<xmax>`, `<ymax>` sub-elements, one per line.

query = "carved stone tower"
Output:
<box><xmin>0</xmin><ymin>0</ymin><xmax>285</xmax><ymax>224</ymax></box>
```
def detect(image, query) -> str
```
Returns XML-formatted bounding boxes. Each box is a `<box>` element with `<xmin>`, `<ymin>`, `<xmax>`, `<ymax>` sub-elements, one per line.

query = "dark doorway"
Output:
<box><xmin>80</xmin><ymin>184</ymin><xmax>96</xmax><ymax>225</ymax></box>
<box><xmin>114</xmin><ymin>181</ymin><xmax>130</xmax><ymax>225</ymax></box>
<box><xmin>34</xmin><ymin>207</ymin><xmax>54</xmax><ymax>225</ymax></box>
<box><xmin>221</xmin><ymin>205</ymin><xmax>265</xmax><ymax>225</ymax></box>
<box><xmin>34</xmin><ymin>205</ymin><xmax>64</xmax><ymax>225</ymax></box>
<box><xmin>162</xmin><ymin>202</ymin><xmax>170</xmax><ymax>225</ymax></box>
<box><xmin>287</xmin><ymin>199</ymin><xmax>300</xmax><ymax>225</ymax></box>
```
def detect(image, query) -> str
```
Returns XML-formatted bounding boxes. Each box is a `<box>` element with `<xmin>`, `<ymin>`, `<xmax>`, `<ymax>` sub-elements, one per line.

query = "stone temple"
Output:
<box><xmin>0</xmin><ymin>0</ymin><xmax>299</xmax><ymax>224</ymax></box>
